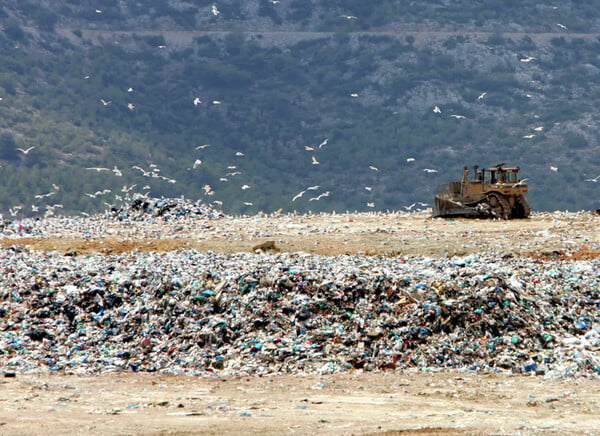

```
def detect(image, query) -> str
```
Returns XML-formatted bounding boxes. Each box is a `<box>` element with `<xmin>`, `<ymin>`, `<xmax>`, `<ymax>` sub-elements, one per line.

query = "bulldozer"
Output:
<box><xmin>432</xmin><ymin>163</ymin><xmax>531</xmax><ymax>219</ymax></box>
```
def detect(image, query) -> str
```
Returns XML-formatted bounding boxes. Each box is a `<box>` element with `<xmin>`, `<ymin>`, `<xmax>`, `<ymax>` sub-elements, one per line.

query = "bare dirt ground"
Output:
<box><xmin>1</xmin><ymin>212</ymin><xmax>599</xmax><ymax>435</ymax></box>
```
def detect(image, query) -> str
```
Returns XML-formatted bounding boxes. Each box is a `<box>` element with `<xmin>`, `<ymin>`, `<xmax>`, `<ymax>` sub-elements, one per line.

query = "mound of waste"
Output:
<box><xmin>1</xmin><ymin>250</ymin><xmax>598</xmax><ymax>378</ymax></box>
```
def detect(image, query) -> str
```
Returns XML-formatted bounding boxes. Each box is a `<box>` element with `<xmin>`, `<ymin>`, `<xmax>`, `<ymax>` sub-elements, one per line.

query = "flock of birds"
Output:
<box><xmin>2</xmin><ymin>6</ymin><xmax>597</xmax><ymax>219</ymax></box>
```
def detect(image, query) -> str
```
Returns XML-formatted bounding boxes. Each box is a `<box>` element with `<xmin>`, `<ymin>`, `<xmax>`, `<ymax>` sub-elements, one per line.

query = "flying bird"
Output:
<box><xmin>318</xmin><ymin>138</ymin><xmax>328</xmax><ymax>148</ymax></box>
<box><xmin>350</xmin><ymin>93</ymin><xmax>359</xmax><ymax>97</ymax></box>
<box><xmin>550</xmin><ymin>166</ymin><xmax>558</xmax><ymax>172</ymax></box>
<box><xmin>235</xmin><ymin>151</ymin><xmax>244</xmax><ymax>156</ymax></box>
<box><xmin>17</xmin><ymin>146</ymin><xmax>36</xmax><ymax>155</ymax></box>
<box><xmin>86</xmin><ymin>167</ymin><xmax>110</xmax><ymax>172</ymax></box>
<box><xmin>127</xmin><ymin>102</ymin><xmax>135</xmax><ymax>110</ymax></box>
<box><xmin>423</xmin><ymin>168</ymin><xmax>438</xmax><ymax>173</ymax></box>
<box><xmin>433</xmin><ymin>106</ymin><xmax>441</xmax><ymax>114</ymax></box>
<box><xmin>193</xmin><ymin>97</ymin><xmax>202</xmax><ymax>106</ymax></box>
<box><xmin>365</xmin><ymin>186</ymin><xmax>372</xmax><ymax>191</ymax></box>
<box><xmin>340</xmin><ymin>14</ymin><xmax>357</xmax><ymax>20</ymax></box>
<box><xmin>585</xmin><ymin>174</ymin><xmax>600</xmax><ymax>182</ymax></box>
<box><xmin>366</xmin><ymin>202</ymin><xmax>375</xmax><ymax>208</ymax></box>
<box><xmin>100</xmin><ymin>98</ymin><xmax>111</xmax><ymax>106</ymax></box>
<box><xmin>556</xmin><ymin>23</ymin><xmax>568</xmax><ymax>30</ymax></box>
<box><xmin>212</xmin><ymin>4</ymin><xmax>220</xmax><ymax>16</ymax></box>
<box><xmin>477</xmin><ymin>92</ymin><xmax>487</xmax><ymax>101</ymax></box>
<box><xmin>305</xmin><ymin>145</ymin><xmax>314</xmax><ymax>151</ymax></box>
<box><xmin>450</xmin><ymin>114</ymin><xmax>465</xmax><ymax>119</ymax></box>
<box><xmin>193</xmin><ymin>159</ymin><xmax>202</xmax><ymax>169</ymax></box>
<box><xmin>406</xmin><ymin>157</ymin><xmax>415</xmax><ymax>162</ymax></box>
<box><xmin>112</xmin><ymin>165</ymin><xmax>122</xmax><ymax>176</ymax></box>
<box><xmin>523</xmin><ymin>134</ymin><xmax>535</xmax><ymax>139</ymax></box>
<box><xmin>196</xmin><ymin>144</ymin><xmax>211</xmax><ymax>150</ymax></box>
<box><xmin>312</xmin><ymin>156</ymin><xmax>320</xmax><ymax>165</ymax></box>
<box><xmin>369</xmin><ymin>165</ymin><xmax>379</xmax><ymax>171</ymax></box>
<box><xmin>309</xmin><ymin>191</ymin><xmax>330</xmax><ymax>201</ymax></box>
<box><xmin>292</xmin><ymin>190</ymin><xmax>306</xmax><ymax>202</ymax></box>
<box><xmin>241</xmin><ymin>184</ymin><xmax>251</xmax><ymax>190</ymax></box>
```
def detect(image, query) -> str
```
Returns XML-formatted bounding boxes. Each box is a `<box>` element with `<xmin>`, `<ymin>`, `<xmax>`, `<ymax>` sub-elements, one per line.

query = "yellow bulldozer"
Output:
<box><xmin>432</xmin><ymin>163</ymin><xmax>531</xmax><ymax>219</ymax></box>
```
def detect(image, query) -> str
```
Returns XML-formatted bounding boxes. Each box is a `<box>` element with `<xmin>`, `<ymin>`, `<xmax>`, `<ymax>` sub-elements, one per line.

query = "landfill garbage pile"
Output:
<box><xmin>107</xmin><ymin>196</ymin><xmax>225</xmax><ymax>221</ymax></box>
<box><xmin>0</xmin><ymin>249</ymin><xmax>598</xmax><ymax>379</ymax></box>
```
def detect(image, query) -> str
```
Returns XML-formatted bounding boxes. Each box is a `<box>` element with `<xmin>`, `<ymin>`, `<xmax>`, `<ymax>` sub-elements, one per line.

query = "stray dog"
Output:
<box><xmin>252</xmin><ymin>240</ymin><xmax>280</xmax><ymax>253</ymax></box>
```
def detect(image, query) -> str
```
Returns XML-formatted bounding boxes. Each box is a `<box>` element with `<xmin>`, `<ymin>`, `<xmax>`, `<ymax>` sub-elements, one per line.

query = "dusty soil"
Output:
<box><xmin>2</xmin><ymin>212</ymin><xmax>599</xmax><ymax>258</ymax></box>
<box><xmin>1</xmin><ymin>212</ymin><xmax>599</xmax><ymax>435</ymax></box>
<box><xmin>2</xmin><ymin>371</ymin><xmax>599</xmax><ymax>436</ymax></box>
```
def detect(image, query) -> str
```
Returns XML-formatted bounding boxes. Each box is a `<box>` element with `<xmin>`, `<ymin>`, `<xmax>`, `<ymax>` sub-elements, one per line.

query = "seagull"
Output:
<box><xmin>556</xmin><ymin>23</ymin><xmax>568</xmax><ymax>30</ymax></box>
<box><xmin>350</xmin><ymin>93</ymin><xmax>359</xmax><ymax>97</ymax></box>
<box><xmin>311</xmin><ymin>156</ymin><xmax>320</xmax><ymax>165</ymax></box>
<box><xmin>227</xmin><ymin>165</ymin><xmax>237</xmax><ymax>169</ymax></box>
<box><xmin>127</xmin><ymin>87</ymin><xmax>134</xmax><ymax>92</ymax></box>
<box><xmin>212</xmin><ymin>100</ymin><xmax>221</xmax><ymax>105</ymax></box>
<box><xmin>369</xmin><ymin>165</ymin><xmax>379</xmax><ymax>171</ymax></box>
<box><xmin>533</xmin><ymin>126</ymin><xmax>544</xmax><ymax>131</ymax></box>
<box><xmin>112</xmin><ymin>165</ymin><xmax>122</xmax><ymax>176</ymax></box>
<box><xmin>127</xmin><ymin>102</ymin><xmax>135</xmax><ymax>110</ymax></box>
<box><xmin>365</xmin><ymin>186</ymin><xmax>372</xmax><ymax>191</ymax></box>
<box><xmin>86</xmin><ymin>167</ymin><xmax>110</xmax><ymax>172</ymax></box>
<box><xmin>292</xmin><ymin>190</ymin><xmax>306</xmax><ymax>202</ymax></box>
<box><xmin>309</xmin><ymin>191</ymin><xmax>330</xmax><ymax>201</ymax></box>
<box><xmin>550</xmin><ymin>166</ymin><xmax>558</xmax><ymax>172</ymax></box>
<box><xmin>235</xmin><ymin>151</ymin><xmax>244</xmax><ymax>156</ymax></box>
<box><xmin>16</xmin><ymin>146</ymin><xmax>36</xmax><ymax>155</ymax></box>
<box><xmin>433</xmin><ymin>106</ymin><xmax>441</xmax><ymax>114</ymax></box>
<box><xmin>584</xmin><ymin>174</ymin><xmax>600</xmax><ymax>182</ymax></box>
<box><xmin>340</xmin><ymin>14</ymin><xmax>357</xmax><ymax>20</ymax></box>
<box><xmin>366</xmin><ymin>202</ymin><xmax>375</xmax><ymax>208</ymax></box>
<box><xmin>404</xmin><ymin>203</ymin><xmax>416</xmax><ymax>210</ymax></box>
<box><xmin>226</xmin><ymin>171</ymin><xmax>242</xmax><ymax>176</ymax></box>
<box><xmin>203</xmin><ymin>184</ymin><xmax>214</xmax><ymax>195</ymax></box>
<box><xmin>196</xmin><ymin>144</ymin><xmax>211</xmax><ymax>150</ymax></box>
<box><xmin>34</xmin><ymin>191</ymin><xmax>55</xmax><ymax>199</ymax></box>
<box><xmin>212</xmin><ymin>4</ymin><xmax>220</xmax><ymax>16</ymax></box>
<box><xmin>121</xmin><ymin>184</ymin><xmax>137</xmax><ymax>192</ymax></box>
<box><xmin>477</xmin><ymin>92</ymin><xmax>487</xmax><ymax>101</ymax></box>
<box><xmin>523</xmin><ymin>134</ymin><xmax>535</xmax><ymax>139</ymax></box>
<box><xmin>318</xmin><ymin>138</ymin><xmax>328</xmax><ymax>148</ymax></box>
<box><xmin>95</xmin><ymin>9</ymin><xmax>102</xmax><ymax>13</ymax></box>
<box><xmin>519</xmin><ymin>55</ymin><xmax>536</xmax><ymax>63</ymax></box>
<box><xmin>511</xmin><ymin>179</ymin><xmax>529</xmax><ymax>187</ymax></box>
<box><xmin>450</xmin><ymin>114</ymin><xmax>465</xmax><ymax>119</ymax></box>
<box><xmin>305</xmin><ymin>145</ymin><xmax>314</xmax><ymax>151</ymax></box>
<box><xmin>306</xmin><ymin>185</ymin><xmax>320</xmax><ymax>190</ymax></box>
<box><xmin>192</xmin><ymin>159</ymin><xmax>202</xmax><ymax>169</ymax></box>
<box><xmin>406</xmin><ymin>157</ymin><xmax>415</xmax><ymax>162</ymax></box>
<box><xmin>243</xmin><ymin>202</ymin><xmax>253</xmax><ymax>206</ymax></box>
<box><xmin>241</xmin><ymin>184</ymin><xmax>251</xmax><ymax>190</ymax></box>
<box><xmin>100</xmin><ymin>98</ymin><xmax>111</xmax><ymax>106</ymax></box>
<box><xmin>193</xmin><ymin>97</ymin><xmax>202</xmax><ymax>106</ymax></box>
<box><xmin>219</xmin><ymin>177</ymin><xmax>228</xmax><ymax>182</ymax></box>
<box><xmin>423</xmin><ymin>168</ymin><xmax>438</xmax><ymax>173</ymax></box>
<box><xmin>132</xmin><ymin>165</ymin><xmax>151</xmax><ymax>177</ymax></box>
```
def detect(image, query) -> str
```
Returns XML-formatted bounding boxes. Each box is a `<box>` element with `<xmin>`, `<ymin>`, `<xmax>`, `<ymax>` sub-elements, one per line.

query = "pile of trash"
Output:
<box><xmin>107</xmin><ymin>196</ymin><xmax>224</xmax><ymax>221</ymax></box>
<box><xmin>1</xmin><ymin>249</ymin><xmax>598</xmax><ymax>378</ymax></box>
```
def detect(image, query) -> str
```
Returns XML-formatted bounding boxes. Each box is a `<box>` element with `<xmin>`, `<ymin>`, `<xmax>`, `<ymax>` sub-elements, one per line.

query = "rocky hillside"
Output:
<box><xmin>0</xmin><ymin>1</ymin><xmax>599</xmax><ymax>215</ymax></box>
